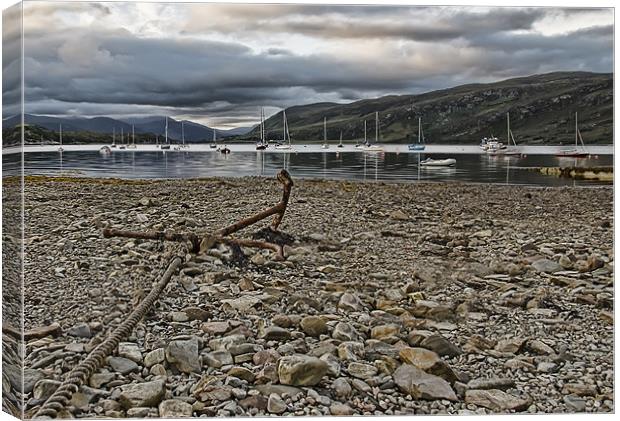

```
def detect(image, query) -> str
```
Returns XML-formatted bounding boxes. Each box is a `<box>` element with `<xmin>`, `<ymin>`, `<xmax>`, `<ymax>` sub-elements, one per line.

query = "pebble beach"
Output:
<box><xmin>3</xmin><ymin>175</ymin><xmax>614</xmax><ymax>417</ymax></box>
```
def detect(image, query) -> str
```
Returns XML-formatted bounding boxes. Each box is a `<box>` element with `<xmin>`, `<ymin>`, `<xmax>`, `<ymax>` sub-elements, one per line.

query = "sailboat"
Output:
<box><xmin>556</xmin><ymin>112</ymin><xmax>588</xmax><ymax>158</ymax></box>
<box><xmin>502</xmin><ymin>112</ymin><xmax>521</xmax><ymax>156</ymax></box>
<box><xmin>362</xmin><ymin>112</ymin><xmax>384</xmax><ymax>151</ymax></box>
<box><xmin>111</xmin><ymin>127</ymin><xmax>117</xmax><ymax>148</ymax></box>
<box><xmin>127</xmin><ymin>125</ymin><xmax>137</xmax><ymax>149</ymax></box>
<box><xmin>337</xmin><ymin>131</ymin><xmax>344</xmax><ymax>148</ymax></box>
<box><xmin>210</xmin><ymin>128</ymin><xmax>218</xmax><ymax>149</ymax></box>
<box><xmin>181</xmin><ymin>121</ymin><xmax>189</xmax><ymax>149</ymax></box>
<box><xmin>160</xmin><ymin>117</ymin><xmax>171</xmax><ymax>150</ymax></box>
<box><xmin>408</xmin><ymin>117</ymin><xmax>426</xmax><ymax>151</ymax></box>
<box><xmin>256</xmin><ymin>108</ymin><xmax>268</xmax><ymax>150</ymax></box>
<box><xmin>58</xmin><ymin>124</ymin><xmax>64</xmax><ymax>152</ymax></box>
<box><xmin>275</xmin><ymin>109</ymin><xmax>292</xmax><ymax>150</ymax></box>
<box><xmin>119</xmin><ymin>127</ymin><xmax>126</xmax><ymax>149</ymax></box>
<box><xmin>355</xmin><ymin>121</ymin><xmax>367</xmax><ymax>148</ymax></box>
<box><xmin>321</xmin><ymin>117</ymin><xmax>329</xmax><ymax>149</ymax></box>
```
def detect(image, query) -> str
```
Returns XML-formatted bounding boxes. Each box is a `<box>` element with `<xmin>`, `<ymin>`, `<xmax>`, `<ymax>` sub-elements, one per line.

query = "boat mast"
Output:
<box><xmin>575</xmin><ymin>112</ymin><xmax>578</xmax><ymax>147</ymax></box>
<box><xmin>121</xmin><ymin>127</ymin><xmax>123</xmax><ymax>145</ymax></box>
<box><xmin>418</xmin><ymin>117</ymin><xmax>421</xmax><ymax>144</ymax></box>
<box><xmin>364</xmin><ymin>120</ymin><xmax>367</xmax><ymax>144</ymax></box>
<box><xmin>375</xmin><ymin>112</ymin><xmax>378</xmax><ymax>144</ymax></box>
<box><xmin>282</xmin><ymin>110</ymin><xmax>286</xmax><ymax>142</ymax></box>
<box><xmin>132</xmin><ymin>124</ymin><xmax>135</xmax><ymax>145</ymax></box>
<box><xmin>182</xmin><ymin>121</ymin><xmax>185</xmax><ymax>146</ymax></box>
<box><xmin>165</xmin><ymin>117</ymin><xmax>168</xmax><ymax>144</ymax></box>
<box><xmin>60</xmin><ymin>124</ymin><xmax>62</xmax><ymax>146</ymax></box>
<box><xmin>324</xmin><ymin>117</ymin><xmax>328</xmax><ymax>142</ymax></box>
<box><xmin>507</xmin><ymin>112</ymin><xmax>510</xmax><ymax>146</ymax></box>
<box><xmin>260</xmin><ymin>108</ymin><xmax>264</xmax><ymax>144</ymax></box>
<box><xmin>113</xmin><ymin>127</ymin><xmax>115</xmax><ymax>145</ymax></box>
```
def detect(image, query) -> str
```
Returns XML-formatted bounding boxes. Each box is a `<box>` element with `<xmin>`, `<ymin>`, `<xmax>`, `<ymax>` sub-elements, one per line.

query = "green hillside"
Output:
<box><xmin>240</xmin><ymin>72</ymin><xmax>613</xmax><ymax>145</ymax></box>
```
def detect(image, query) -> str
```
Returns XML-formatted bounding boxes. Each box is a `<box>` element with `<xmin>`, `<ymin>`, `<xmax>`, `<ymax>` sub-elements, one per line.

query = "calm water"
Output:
<box><xmin>2</xmin><ymin>146</ymin><xmax>613</xmax><ymax>186</ymax></box>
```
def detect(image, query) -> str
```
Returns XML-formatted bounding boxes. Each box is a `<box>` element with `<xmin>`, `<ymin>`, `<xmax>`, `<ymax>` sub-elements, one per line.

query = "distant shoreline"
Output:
<box><xmin>2</xmin><ymin>143</ymin><xmax>615</xmax><ymax>156</ymax></box>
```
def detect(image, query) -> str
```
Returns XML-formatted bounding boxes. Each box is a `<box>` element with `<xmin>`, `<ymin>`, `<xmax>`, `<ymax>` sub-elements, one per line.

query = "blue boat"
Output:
<box><xmin>407</xmin><ymin>117</ymin><xmax>426</xmax><ymax>151</ymax></box>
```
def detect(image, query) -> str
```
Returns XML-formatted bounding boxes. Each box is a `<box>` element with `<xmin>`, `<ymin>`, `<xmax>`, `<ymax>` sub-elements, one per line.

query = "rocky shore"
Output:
<box><xmin>7</xmin><ymin>175</ymin><xmax>614</xmax><ymax>417</ymax></box>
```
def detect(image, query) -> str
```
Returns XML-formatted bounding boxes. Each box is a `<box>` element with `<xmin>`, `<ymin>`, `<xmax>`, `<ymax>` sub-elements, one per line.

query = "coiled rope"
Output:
<box><xmin>33</xmin><ymin>256</ymin><xmax>182</xmax><ymax>419</ymax></box>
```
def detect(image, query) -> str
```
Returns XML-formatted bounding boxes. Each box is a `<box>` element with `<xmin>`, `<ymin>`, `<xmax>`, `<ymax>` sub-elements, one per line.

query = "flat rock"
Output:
<box><xmin>267</xmin><ymin>393</ymin><xmax>287</xmax><ymax>414</ymax></box>
<box><xmin>144</xmin><ymin>348</ymin><xmax>165</xmax><ymax>368</ymax></box>
<box><xmin>465</xmin><ymin>389</ymin><xmax>530</xmax><ymax>412</ymax></box>
<box><xmin>393</xmin><ymin>364</ymin><xmax>457</xmax><ymax>401</ymax></box>
<box><xmin>159</xmin><ymin>399</ymin><xmax>193</xmax><ymax>417</ymax></box>
<box><xmin>467</xmin><ymin>377</ymin><xmax>515</xmax><ymax>391</ymax></box>
<box><xmin>259</xmin><ymin>325</ymin><xmax>291</xmax><ymax>341</ymax></box>
<box><xmin>338</xmin><ymin>293</ymin><xmax>364</xmax><ymax>312</ymax></box>
<box><xmin>166</xmin><ymin>337</ymin><xmax>201</xmax><ymax>373</ymax></box>
<box><xmin>24</xmin><ymin>323</ymin><xmax>62</xmax><ymax>340</ymax></box>
<box><xmin>184</xmin><ymin>307</ymin><xmax>210</xmax><ymax>321</ymax></box>
<box><xmin>330</xmin><ymin>402</ymin><xmax>355</xmax><ymax>415</ymax></box>
<box><xmin>202</xmin><ymin>321</ymin><xmax>230</xmax><ymax>335</ymax></box>
<box><xmin>119</xmin><ymin>380</ymin><xmax>165</xmax><ymax>409</ymax></box>
<box><xmin>107</xmin><ymin>356</ymin><xmax>139</xmax><ymax>375</ymax></box>
<box><xmin>420</xmin><ymin>334</ymin><xmax>462</xmax><ymax>357</ymax></box>
<box><xmin>118</xmin><ymin>342</ymin><xmax>142</xmax><ymax>363</ymax></box>
<box><xmin>332</xmin><ymin>322</ymin><xmax>361</xmax><ymax>342</ymax></box>
<box><xmin>300</xmin><ymin>316</ymin><xmax>328</xmax><ymax>337</ymax></box>
<box><xmin>347</xmin><ymin>362</ymin><xmax>378</xmax><ymax>379</ymax></box>
<box><xmin>278</xmin><ymin>354</ymin><xmax>328</xmax><ymax>386</ymax></box>
<box><xmin>531</xmin><ymin>259</ymin><xmax>562</xmax><ymax>273</ymax></box>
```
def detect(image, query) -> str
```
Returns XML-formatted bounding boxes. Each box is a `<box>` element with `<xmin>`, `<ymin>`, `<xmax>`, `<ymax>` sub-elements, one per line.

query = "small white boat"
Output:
<box><xmin>99</xmin><ymin>146</ymin><xmax>112</xmax><ymax>155</ymax></box>
<box><xmin>420</xmin><ymin>158</ymin><xmax>456</xmax><ymax>167</ymax></box>
<box><xmin>362</xmin><ymin>144</ymin><xmax>384</xmax><ymax>152</ymax></box>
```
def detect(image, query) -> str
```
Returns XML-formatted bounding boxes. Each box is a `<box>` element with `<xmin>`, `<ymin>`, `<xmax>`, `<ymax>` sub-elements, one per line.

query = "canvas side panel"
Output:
<box><xmin>2</xmin><ymin>1</ymin><xmax>24</xmax><ymax>419</ymax></box>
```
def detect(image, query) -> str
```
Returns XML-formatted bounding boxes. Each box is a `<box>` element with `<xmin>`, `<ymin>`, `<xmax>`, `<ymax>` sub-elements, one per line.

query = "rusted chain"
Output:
<box><xmin>102</xmin><ymin>228</ymin><xmax>200</xmax><ymax>253</ymax></box>
<box><xmin>32</xmin><ymin>257</ymin><xmax>182</xmax><ymax>419</ymax></box>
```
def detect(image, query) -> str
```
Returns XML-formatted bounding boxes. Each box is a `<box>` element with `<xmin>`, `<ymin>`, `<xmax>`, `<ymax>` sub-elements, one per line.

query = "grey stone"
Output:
<box><xmin>159</xmin><ymin>399</ymin><xmax>194</xmax><ymax>417</ymax></box>
<box><xmin>118</xmin><ymin>342</ymin><xmax>143</xmax><ymax>363</ymax></box>
<box><xmin>332</xmin><ymin>322</ymin><xmax>361</xmax><ymax>342</ymax></box>
<box><xmin>465</xmin><ymin>389</ymin><xmax>531</xmax><ymax>412</ymax></box>
<box><xmin>278</xmin><ymin>354</ymin><xmax>328</xmax><ymax>386</ymax></box>
<box><xmin>107</xmin><ymin>357</ymin><xmax>139</xmax><ymax>375</ymax></box>
<box><xmin>166</xmin><ymin>337</ymin><xmax>201</xmax><ymax>373</ymax></box>
<box><xmin>267</xmin><ymin>393</ymin><xmax>287</xmax><ymax>414</ymax></box>
<box><xmin>393</xmin><ymin>364</ymin><xmax>457</xmax><ymax>401</ymax></box>
<box><xmin>144</xmin><ymin>348</ymin><xmax>165</xmax><ymax>368</ymax></box>
<box><xmin>119</xmin><ymin>380</ymin><xmax>165</xmax><ymax>409</ymax></box>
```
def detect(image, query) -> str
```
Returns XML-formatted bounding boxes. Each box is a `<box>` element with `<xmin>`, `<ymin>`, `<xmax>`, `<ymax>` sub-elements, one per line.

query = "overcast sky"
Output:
<box><xmin>2</xmin><ymin>1</ymin><xmax>614</xmax><ymax>128</ymax></box>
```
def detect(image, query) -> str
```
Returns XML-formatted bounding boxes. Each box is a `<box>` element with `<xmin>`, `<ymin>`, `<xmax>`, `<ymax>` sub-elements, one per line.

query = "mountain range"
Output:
<box><xmin>2</xmin><ymin>114</ymin><xmax>253</xmax><ymax>142</ymax></box>
<box><xmin>241</xmin><ymin>71</ymin><xmax>613</xmax><ymax>145</ymax></box>
<box><xmin>3</xmin><ymin>71</ymin><xmax>613</xmax><ymax>146</ymax></box>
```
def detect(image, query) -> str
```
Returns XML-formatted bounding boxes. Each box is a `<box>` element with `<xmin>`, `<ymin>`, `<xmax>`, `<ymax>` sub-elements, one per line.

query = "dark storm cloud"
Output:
<box><xmin>14</xmin><ymin>3</ymin><xmax>614</xmax><ymax>127</ymax></box>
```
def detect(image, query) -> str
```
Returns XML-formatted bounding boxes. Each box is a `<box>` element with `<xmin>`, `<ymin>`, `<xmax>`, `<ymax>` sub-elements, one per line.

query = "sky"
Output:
<box><xmin>2</xmin><ymin>1</ymin><xmax>614</xmax><ymax>129</ymax></box>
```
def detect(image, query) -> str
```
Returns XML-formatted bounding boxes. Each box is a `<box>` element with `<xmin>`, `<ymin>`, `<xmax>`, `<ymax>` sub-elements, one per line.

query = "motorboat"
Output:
<box><xmin>99</xmin><ymin>146</ymin><xmax>112</xmax><ymax>156</ymax></box>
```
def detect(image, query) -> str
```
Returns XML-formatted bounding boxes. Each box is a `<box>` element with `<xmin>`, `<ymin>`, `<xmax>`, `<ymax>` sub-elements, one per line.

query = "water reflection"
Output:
<box><xmin>7</xmin><ymin>150</ymin><xmax>613</xmax><ymax>187</ymax></box>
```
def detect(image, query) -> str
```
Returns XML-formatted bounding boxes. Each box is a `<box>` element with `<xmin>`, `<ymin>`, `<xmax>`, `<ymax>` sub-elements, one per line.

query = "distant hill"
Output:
<box><xmin>2</xmin><ymin>114</ymin><xmax>252</xmax><ymax>145</ymax></box>
<box><xmin>239</xmin><ymin>71</ymin><xmax>613</xmax><ymax>145</ymax></box>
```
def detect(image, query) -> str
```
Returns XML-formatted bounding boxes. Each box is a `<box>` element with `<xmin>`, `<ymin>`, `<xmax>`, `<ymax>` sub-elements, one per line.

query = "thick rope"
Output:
<box><xmin>32</xmin><ymin>257</ymin><xmax>182</xmax><ymax>419</ymax></box>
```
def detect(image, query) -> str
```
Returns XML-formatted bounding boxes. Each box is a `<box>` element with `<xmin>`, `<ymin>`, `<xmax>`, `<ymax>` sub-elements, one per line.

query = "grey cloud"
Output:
<box><xmin>11</xmin><ymin>3</ymin><xmax>614</xmax><ymax>128</ymax></box>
